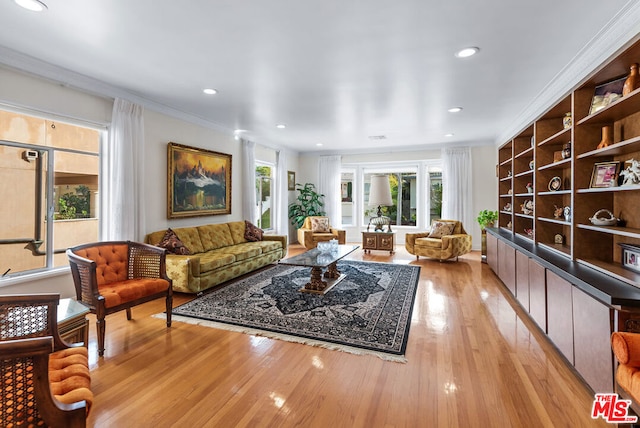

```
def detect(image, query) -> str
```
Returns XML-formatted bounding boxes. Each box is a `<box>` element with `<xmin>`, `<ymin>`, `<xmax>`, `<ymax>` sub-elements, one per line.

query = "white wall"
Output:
<box><xmin>298</xmin><ymin>145</ymin><xmax>498</xmax><ymax>250</ymax></box>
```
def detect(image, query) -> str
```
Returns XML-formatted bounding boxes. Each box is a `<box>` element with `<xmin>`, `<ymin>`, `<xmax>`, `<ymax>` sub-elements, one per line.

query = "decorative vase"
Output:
<box><xmin>623</xmin><ymin>63</ymin><xmax>639</xmax><ymax>96</ymax></box>
<box><xmin>563</xmin><ymin>112</ymin><xmax>572</xmax><ymax>129</ymax></box>
<box><xmin>596</xmin><ymin>126</ymin><xmax>613</xmax><ymax>149</ymax></box>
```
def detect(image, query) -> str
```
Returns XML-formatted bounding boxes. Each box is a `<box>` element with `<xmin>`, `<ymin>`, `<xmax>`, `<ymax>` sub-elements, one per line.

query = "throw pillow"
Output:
<box><xmin>428</xmin><ymin>221</ymin><xmax>455</xmax><ymax>239</ymax></box>
<box><xmin>244</xmin><ymin>220</ymin><xmax>264</xmax><ymax>242</ymax></box>
<box><xmin>310</xmin><ymin>217</ymin><xmax>330</xmax><ymax>233</ymax></box>
<box><xmin>157</xmin><ymin>228</ymin><xmax>191</xmax><ymax>255</ymax></box>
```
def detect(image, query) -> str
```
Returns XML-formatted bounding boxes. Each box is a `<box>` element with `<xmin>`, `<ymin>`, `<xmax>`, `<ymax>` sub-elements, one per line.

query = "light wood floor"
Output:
<box><xmin>85</xmin><ymin>244</ymin><xmax>606</xmax><ymax>427</ymax></box>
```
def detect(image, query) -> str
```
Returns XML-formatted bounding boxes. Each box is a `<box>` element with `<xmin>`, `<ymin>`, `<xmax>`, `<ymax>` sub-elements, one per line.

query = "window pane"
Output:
<box><xmin>256</xmin><ymin>165</ymin><xmax>272</xmax><ymax>229</ymax></box>
<box><xmin>363</xmin><ymin>172</ymin><xmax>416</xmax><ymax>226</ymax></box>
<box><xmin>429</xmin><ymin>171</ymin><xmax>442</xmax><ymax>224</ymax></box>
<box><xmin>341</xmin><ymin>172</ymin><xmax>354</xmax><ymax>226</ymax></box>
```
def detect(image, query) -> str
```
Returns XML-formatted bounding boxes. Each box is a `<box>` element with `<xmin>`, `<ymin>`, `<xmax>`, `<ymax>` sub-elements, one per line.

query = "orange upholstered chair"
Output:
<box><xmin>611</xmin><ymin>331</ymin><xmax>640</xmax><ymax>416</ymax></box>
<box><xmin>0</xmin><ymin>294</ymin><xmax>93</xmax><ymax>427</ymax></box>
<box><xmin>67</xmin><ymin>241</ymin><xmax>173</xmax><ymax>356</ymax></box>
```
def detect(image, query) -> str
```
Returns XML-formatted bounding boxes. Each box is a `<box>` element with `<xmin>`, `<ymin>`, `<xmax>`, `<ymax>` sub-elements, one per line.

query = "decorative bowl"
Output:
<box><xmin>589</xmin><ymin>209</ymin><xmax>618</xmax><ymax>226</ymax></box>
<box><xmin>317</xmin><ymin>241</ymin><xmax>332</xmax><ymax>253</ymax></box>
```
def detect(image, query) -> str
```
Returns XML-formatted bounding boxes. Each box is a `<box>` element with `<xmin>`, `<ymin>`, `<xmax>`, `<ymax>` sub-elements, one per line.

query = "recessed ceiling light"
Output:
<box><xmin>203</xmin><ymin>88</ymin><xmax>217</xmax><ymax>95</ymax></box>
<box><xmin>444</xmin><ymin>133</ymin><xmax>454</xmax><ymax>137</ymax></box>
<box><xmin>14</xmin><ymin>0</ymin><xmax>47</xmax><ymax>11</ymax></box>
<box><xmin>455</xmin><ymin>47</ymin><xmax>479</xmax><ymax>58</ymax></box>
<box><xmin>276</xmin><ymin>124</ymin><xmax>286</xmax><ymax>129</ymax></box>
<box><xmin>316</xmin><ymin>143</ymin><xmax>323</xmax><ymax>147</ymax></box>
<box><xmin>448</xmin><ymin>107</ymin><xmax>463</xmax><ymax>113</ymax></box>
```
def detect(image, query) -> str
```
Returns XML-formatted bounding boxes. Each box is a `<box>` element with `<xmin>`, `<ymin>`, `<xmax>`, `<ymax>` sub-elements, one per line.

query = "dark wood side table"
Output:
<box><xmin>58</xmin><ymin>298</ymin><xmax>90</xmax><ymax>346</ymax></box>
<box><xmin>362</xmin><ymin>231</ymin><xmax>395</xmax><ymax>254</ymax></box>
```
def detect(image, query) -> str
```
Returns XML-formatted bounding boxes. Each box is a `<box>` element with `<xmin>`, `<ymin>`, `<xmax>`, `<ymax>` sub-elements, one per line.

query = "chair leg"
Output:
<box><xmin>166</xmin><ymin>294</ymin><xmax>172</xmax><ymax>327</ymax></box>
<box><xmin>126</xmin><ymin>308</ymin><xmax>132</xmax><ymax>320</ymax></box>
<box><xmin>96</xmin><ymin>317</ymin><xmax>106</xmax><ymax>357</ymax></box>
<box><xmin>416</xmin><ymin>255</ymin><xmax>419</xmax><ymax>260</ymax></box>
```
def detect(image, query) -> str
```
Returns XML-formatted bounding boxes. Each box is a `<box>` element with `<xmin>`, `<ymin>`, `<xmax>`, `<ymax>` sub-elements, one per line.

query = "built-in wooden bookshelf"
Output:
<box><xmin>497</xmin><ymin>37</ymin><xmax>640</xmax><ymax>287</ymax></box>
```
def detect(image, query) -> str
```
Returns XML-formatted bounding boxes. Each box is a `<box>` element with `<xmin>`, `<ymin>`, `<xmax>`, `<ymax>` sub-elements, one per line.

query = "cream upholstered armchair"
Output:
<box><xmin>297</xmin><ymin>216</ymin><xmax>346</xmax><ymax>249</ymax></box>
<box><xmin>405</xmin><ymin>219</ymin><xmax>472</xmax><ymax>261</ymax></box>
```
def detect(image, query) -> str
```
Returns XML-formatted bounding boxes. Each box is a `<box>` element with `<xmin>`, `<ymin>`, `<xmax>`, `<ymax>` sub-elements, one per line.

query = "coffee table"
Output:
<box><xmin>279</xmin><ymin>244</ymin><xmax>359</xmax><ymax>294</ymax></box>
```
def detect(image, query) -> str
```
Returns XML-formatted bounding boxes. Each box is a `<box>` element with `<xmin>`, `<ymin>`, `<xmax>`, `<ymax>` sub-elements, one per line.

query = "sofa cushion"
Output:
<box><xmin>157</xmin><ymin>228</ymin><xmax>191</xmax><ymax>255</ymax></box>
<box><xmin>199</xmin><ymin>251</ymin><xmax>236</xmax><ymax>273</ymax></box>
<box><xmin>228</xmin><ymin>221</ymin><xmax>248</xmax><ymax>245</ymax></box>
<box><xmin>428</xmin><ymin>221</ymin><xmax>455</xmax><ymax>238</ymax></box>
<box><xmin>415</xmin><ymin>237</ymin><xmax>444</xmax><ymax>249</ymax></box>
<box><xmin>197</xmin><ymin>223</ymin><xmax>234</xmax><ymax>251</ymax></box>
<box><xmin>49</xmin><ymin>346</ymin><xmax>93</xmax><ymax>412</ymax></box>
<box><xmin>244</xmin><ymin>220</ymin><xmax>264</xmax><ymax>242</ymax></box>
<box><xmin>217</xmin><ymin>242</ymin><xmax>262</xmax><ymax>261</ymax></box>
<box><xmin>252</xmin><ymin>240</ymin><xmax>282</xmax><ymax>253</ymax></box>
<box><xmin>98</xmin><ymin>278</ymin><xmax>170</xmax><ymax>308</ymax></box>
<box><xmin>172</xmin><ymin>227</ymin><xmax>205</xmax><ymax>254</ymax></box>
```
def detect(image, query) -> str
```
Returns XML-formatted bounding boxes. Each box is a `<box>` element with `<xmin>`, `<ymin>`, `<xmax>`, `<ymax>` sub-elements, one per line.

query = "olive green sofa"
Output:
<box><xmin>145</xmin><ymin>221</ymin><xmax>287</xmax><ymax>293</ymax></box>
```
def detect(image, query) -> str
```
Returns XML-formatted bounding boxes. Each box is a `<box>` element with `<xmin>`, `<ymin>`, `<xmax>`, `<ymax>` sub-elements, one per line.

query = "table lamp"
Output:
<box><xmin>368</xmin><ymin>174</ymin><xmax>393</xmax><ymax>231</ymax></box>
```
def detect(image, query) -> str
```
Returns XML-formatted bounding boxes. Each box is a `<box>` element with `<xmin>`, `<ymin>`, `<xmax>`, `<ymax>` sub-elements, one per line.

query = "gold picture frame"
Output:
<box><xmin>167</xmin><ymin>142</ymin><xmax>231</xmax><ymax>218</ymax></box>
<box><xmin>288</xmin><ymin>171</ymin><xmax>296</xmax><ymax>191</ymax></box>
<box><xmin>589</xmin><ymin>161</ymin><xmax>620</xmax><ymax>189</ymax></box>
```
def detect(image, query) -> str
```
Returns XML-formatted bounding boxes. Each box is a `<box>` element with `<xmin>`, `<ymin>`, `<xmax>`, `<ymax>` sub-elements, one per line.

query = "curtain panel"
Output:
<box><xmin>441</xmin><ymin>147</ymin><xmax>473</xmax><ymax>230</ymax></box>
<box><xmin>318</xmin><ymin>155</ymin><xmax>342</xmax><ymax>228</ymax></box>
<box><xmin>241</xmin><ymin>139</ymin><xmax>257</xmax><ymax>224</ymax></box>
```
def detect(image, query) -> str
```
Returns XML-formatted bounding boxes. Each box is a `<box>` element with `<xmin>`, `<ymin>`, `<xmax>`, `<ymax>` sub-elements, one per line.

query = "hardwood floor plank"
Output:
<box><xmin>84</xmin><ymin>245</ymin><xmax>607</xmax><ymax>427</ymax></box>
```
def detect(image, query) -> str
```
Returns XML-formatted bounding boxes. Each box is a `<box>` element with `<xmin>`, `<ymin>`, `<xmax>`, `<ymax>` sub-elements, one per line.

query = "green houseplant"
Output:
<box><xmin>477</xmin><ymin>209</ymin><xmax>498</xmax><ymax>262</ymax></box>
<box><xmin>477</xmin><ymin>209</ymin><xmax>498</xmax><ymax>230</ymax></box>
<box><xmin>288</xmin><ymin>183</ymin><xmax>326</xmax><ymax>228</ymax></box>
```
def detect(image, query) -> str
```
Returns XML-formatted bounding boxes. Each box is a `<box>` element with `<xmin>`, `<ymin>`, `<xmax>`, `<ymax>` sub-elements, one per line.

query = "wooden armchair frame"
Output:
<box><xmin>67</xmin><ymin>240</ymin><xmax>173</xmax><ymax>356</ymax></box>
<box><xmin>0</xmin><ymin>294</ymin><xmax>88</xmax><ymax>427</ymax></box>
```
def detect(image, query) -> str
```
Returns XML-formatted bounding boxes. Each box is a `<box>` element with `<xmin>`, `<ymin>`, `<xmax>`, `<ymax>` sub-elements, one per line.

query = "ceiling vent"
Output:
<box><xmin>368</xmin><ymin>135</ymin><xmax>387</xmax><ymax>140</ymax></box>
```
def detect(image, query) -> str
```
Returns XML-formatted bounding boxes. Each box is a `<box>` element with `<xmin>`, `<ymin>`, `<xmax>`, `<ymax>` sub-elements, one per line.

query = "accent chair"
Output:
<box><xmin>405</xmin><ymin>219</ymin><xmax>472</xmax><ymax>261</ymax></box>
<box><xmin>297</xmin><ymin>216</ymin><xmax>346</xmax><ymax>249</ymax></box>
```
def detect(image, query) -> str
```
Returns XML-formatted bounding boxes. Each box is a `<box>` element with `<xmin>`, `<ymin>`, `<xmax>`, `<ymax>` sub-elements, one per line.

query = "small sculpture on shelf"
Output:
<box><xmin>563</xmin><ymin>112</ymin><xmax>572</xmax><ymax>129</ymax></box>
<box><xmin>507</xmin><ymin>188</ymin><xmax>512</xmax><ymax>195</ymax></box>
<box><xmin>503</xmin><ymin>202</ymin><xmax>512</xmax><ymax>212</ymax></box>
<box><xmin>524</xmin><ymin>228</ymin><xmax>534</xmax><ymax>238</ymax></box>
<box><xmin>619</xmin><ymin>159</ymin><xmax>640</xmax><ymax>186</ymax></box>
<box><xmin>553</xmin><ymin>205</ymin><xmax>563</xmax><ymax>219</ymax></box>
<box><xmin>520</xmin><ymin>200</ymin><xmax>533</xmax><ymax>215</ymax></box>
<box><xmin>623</xmin><ymin>63</ymin><xmax>639</xmax><ymax>96</ymax></box>
<box><xmin>526</xmin><ymin>182</ymin><xmax>533</xmax><ymax>193</ymax></box>
<box><xmin>506</xmin><ymin>221</ymin><xmax>512</xmax><ymax>229</ymax></box>
<box><xmin>596</xmin><ymin>126</ymin><xmax>613</xmax><ymax>149</ymax></box>
<box><xmin>564</xmin><ymin>206</ymin><xmax>571</xmax><ymax>222</ymax></box>
<box><xmin>562</xmin><ymin>142</ymin><xmax>571</xmax><ymax>159</ymax></box>
<box><xmin>507</xmin><ymin>170</ymin><xmax>512</xmax><ymax>177</ymax></box>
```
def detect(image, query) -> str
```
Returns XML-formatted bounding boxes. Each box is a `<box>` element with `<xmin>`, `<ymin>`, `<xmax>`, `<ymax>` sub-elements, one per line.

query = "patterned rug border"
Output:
<box><xmin>156</xmin><ymin>260</ymin><xmax>419</xmax><ymax>363</ymax></box>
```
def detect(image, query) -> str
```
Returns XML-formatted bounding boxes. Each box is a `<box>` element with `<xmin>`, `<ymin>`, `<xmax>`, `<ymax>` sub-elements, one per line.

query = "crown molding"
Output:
<box><xmin>496</xmin><ymin>0</ymin><xmax>640</xmax><ymax>145</ymax></box>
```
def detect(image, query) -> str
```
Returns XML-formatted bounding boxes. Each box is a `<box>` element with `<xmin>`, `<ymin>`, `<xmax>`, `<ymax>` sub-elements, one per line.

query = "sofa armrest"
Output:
<box><xmin>331</xmin><ymin>228</ymin><xmax>346</xmax><ymax>244</ymax></box>
<box><xmin>263</xmin><ymin>234</ymin><xmax>288</xmax><ymax>250</ymax></box>
<box><xmin>404</xmin><ymin>232</ymin><xmax>431</xmax><ymax>254</ymax></box>
<box><xmin>612</xmin><ymin>332</ymin><xmax>640</xmax><ymax>366</ymax></box>
<box><xmin>165</xmin><ymin>254</ymin><xmax>201</xmax><ymax>293</ymax></box>
<box><xmin>297</xmin><ymin>228</ymin><xmax>315</xmax><ymax>249</ymax></box>
<box><xmin>441</xmin><ymin>233</ymin><xmax>472</xmax><ymax>251</ymax></box>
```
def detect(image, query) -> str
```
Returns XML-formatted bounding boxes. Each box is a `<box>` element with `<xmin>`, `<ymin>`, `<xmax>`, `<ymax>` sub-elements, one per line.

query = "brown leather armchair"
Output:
<box><xmin>67</xmin><ymin>241</ymin><xmax>173</xmax><ymax>356</ymax></box>
<box><xmin>297</xmin><ymin>216</ymin><xmax>346</xmax><ymax>249</ymax></box>
<box><xmin>0</xmin><ymin>294</ymin><xmax>93</xmax><ymax>427</ymax></box>
<box><xmin>405</xmin><ymin>219</ymin><xmax>472</xmax><ymax>261</ymax></box>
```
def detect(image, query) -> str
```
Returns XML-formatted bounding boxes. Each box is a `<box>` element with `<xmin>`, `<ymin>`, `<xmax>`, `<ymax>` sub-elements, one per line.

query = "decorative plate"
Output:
<box><xmin>548</xmin><ymin>176</ymin><xmax>562</xmax><ymax>191</ymax></box>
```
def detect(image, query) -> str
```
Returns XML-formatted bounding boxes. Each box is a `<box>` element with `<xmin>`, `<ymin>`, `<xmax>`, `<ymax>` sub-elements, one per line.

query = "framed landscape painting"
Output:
<box><xmin>167</xmin><ymin>142</ymin><xmax>232</xmax><ymax>218</ymax></box>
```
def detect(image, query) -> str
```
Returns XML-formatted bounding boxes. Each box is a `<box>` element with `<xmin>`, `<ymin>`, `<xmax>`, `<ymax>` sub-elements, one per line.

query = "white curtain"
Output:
<box><xmin>275</xmin><ymin>149</ymin><xmax>289</xmax><ymax>235</ymax></box>
<box><xmin>241</xmin><ymin>139</ymin><xmax>256</xmax><ymax>223</ymax></box>
<box><xmin>441</xmin><ymin>147</ymin><xmax>473</xmax><ymax>229</ymax></box>
<box><xmin>318</xmin><ymin>155</ymin><xmax>342</xmax><ymax>227</ymax></box>
<box><xmin>101</xmin><ymin>98</ymin><xmax>145</xmax><ymax>241</ymax></box>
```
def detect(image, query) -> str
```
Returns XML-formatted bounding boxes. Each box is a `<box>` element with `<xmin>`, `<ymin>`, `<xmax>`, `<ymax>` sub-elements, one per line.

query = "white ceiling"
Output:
<box><xmin>0</xmin><ymin>0</ymin><xmax>636</xmax><ymax>153</ymax></box>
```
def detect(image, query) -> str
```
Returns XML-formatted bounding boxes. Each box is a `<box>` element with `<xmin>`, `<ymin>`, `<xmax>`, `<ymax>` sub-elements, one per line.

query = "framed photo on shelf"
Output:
<box><xmin>167</xmin><ymin>142</ymin><xmax>232</xmax><ymax>218</ymax></box>
<box><xmin>589</xmin><ymin>161</ymin><xmax>621</xmax><ymax>188</ymax></box>
<box><xmin>619</xmin><ymin>243</ymin><xmax>640</xmax><ymax>274</ymax></box>
<box><xmin>589</xmin><ymin>76</ymin><xmax>626</xmax><ymax>115</ymax></box>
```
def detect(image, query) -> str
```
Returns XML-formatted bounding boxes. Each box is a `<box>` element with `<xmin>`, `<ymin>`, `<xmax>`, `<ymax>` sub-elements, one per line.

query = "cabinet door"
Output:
<box><xmin>487</xmin><ymin>233</ymin><xmax>498</xmax><ymax>273</ymax></box>
<box><xmin>378</xmin><ymin>234</ymin><xmax>394</xmax><ymax>251</ymax></box>
<box><xmin>363</xmin><ymin>234</ymin><xmax>376</xmax><ymax>250</ymax></box>
<box><xmin>515</xmin><ymin>251</ymin><xmax>529</xmax><ymax>311</ymax></box>
<box><xmin>546</xmin><ymin>270</ymin><xmax>574</xmax><ymax>364</ymax></box>
<box><xmin>528</xmin><ymin>258</ymin><xmax>547</xmax><ymax>332</ymax></box>
<box><xmin>573</xmin><ymin>287</ymin><xmax>614</xmax><ymax>393</ymax></box>
<box><xmin>498</xmin><ymin>240</ymin><xmax>516</xmax><ymax>295</ymax></box>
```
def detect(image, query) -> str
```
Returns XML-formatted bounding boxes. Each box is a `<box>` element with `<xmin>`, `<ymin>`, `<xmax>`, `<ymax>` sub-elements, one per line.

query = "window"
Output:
<box><xmin>340</xmin><ymin>171</ymin><xmax>354</xmax><ymax>226</ymax></box>
<box><xmin>255</xmin><ymin>163</ymin><xmax>273</xmax><ymax>230</ymax></box>
<box><xmin>0</xmin><ymin>110</ymin><xmax>101</xmax><ymax>278</ymax></box>
<box><xmin>428</xmin><ymin>168</ymin><xmax>443</xmax><ymax>224</ymax></box>
<box><xmin>363</xmin><ymin>169</ymin><xmax>417</xmax><ymax>227</ymax></box>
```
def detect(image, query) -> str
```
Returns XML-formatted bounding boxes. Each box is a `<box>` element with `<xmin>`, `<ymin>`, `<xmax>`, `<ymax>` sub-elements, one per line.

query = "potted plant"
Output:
<box><xmin>287</xmin><ymin>183</ymin><xmax>326</xmax><ymax>229</ymax></box>
<box><xmin>477</xmin><ymin>209</ymin><xmax>498</xmax><ymax>262</ymax></box>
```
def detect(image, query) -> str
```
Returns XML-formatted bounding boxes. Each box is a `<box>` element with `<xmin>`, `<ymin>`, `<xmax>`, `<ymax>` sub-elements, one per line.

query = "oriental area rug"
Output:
<box><xmin>165</xmin><ymin>261</ymin><xmax>420</xmax><ymax>362</ymax></box>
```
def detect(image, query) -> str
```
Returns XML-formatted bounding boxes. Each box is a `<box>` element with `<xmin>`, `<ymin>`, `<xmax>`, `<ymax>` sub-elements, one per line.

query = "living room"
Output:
<box><xmin>2</xmin><ymin>1</ymin><xmax>640</xmax><ymax>427</ymax></box>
